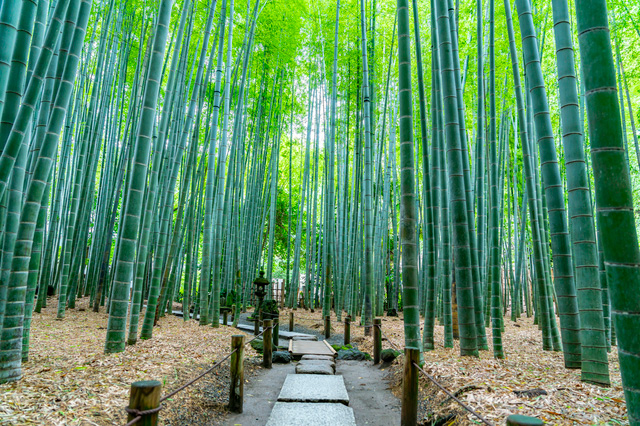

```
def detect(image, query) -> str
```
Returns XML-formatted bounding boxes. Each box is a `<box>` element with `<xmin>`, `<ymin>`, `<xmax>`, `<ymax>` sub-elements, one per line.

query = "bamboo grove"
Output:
<box><xmin>0</xmin><ymin>0</ymin><xmax>639</xmax><ymax>422</ymax></box>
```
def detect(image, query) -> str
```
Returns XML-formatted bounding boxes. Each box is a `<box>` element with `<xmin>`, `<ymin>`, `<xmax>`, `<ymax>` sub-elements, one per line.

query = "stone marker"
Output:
<box><xmin>266</xmin><ymin>402</ymin><xmax>356</xmax><ymax>426</ymax></box>
<box><xmin>277</xmin><ymin>374</ymin><xmax>349</xmax><ymax>405</ymax></box>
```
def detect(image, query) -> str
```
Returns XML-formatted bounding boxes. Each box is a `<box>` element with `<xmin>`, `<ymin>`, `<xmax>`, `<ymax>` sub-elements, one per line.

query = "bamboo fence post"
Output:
<box><xmin>289</xmin><ymin>311</ymin><xmax>294</xmax><ymax>331</ymax></box>
<box><xmin>401</xmin><ymin>348</ymin><xmax>420</xmax><ymax>426</ymax></box>
<box><xmin>127</xmin><ymin>380</ymin><xmax>162</xmax><ymax>426</ymax></box>
<box><xmin>229</xmin><ymin>335</ymin><xmax>244</xmax><ymax>413</ymax></box>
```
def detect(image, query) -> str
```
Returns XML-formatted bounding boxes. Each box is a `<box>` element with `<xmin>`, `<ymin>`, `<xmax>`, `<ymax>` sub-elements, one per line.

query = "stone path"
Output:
<box><xmin>264</xmin><ymin>346</ymin><xmax>357</xmax><ymax>426</ymax></box>
<box><xmin>225</xmin><ymin>360</ymin><xmax>401</xmax><ymax>426</ymax></box>
<box><xmin>221</xmin><ymin>317</ymin><xmax>400</xmax><ymax>425</ymax></box>
<box><xmin>289</xmin><ymin>340</ymin><xmax>335</xmax><ymax>358</ymax></box>
<box><xmin>265</xmin><ymin>402</ymin><xmax>356</xmax><ymax>426</ymax></box>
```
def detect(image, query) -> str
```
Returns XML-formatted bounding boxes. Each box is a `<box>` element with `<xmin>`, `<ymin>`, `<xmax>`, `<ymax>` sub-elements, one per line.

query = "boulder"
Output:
<box><xmin>273</xmin><ymin>351</ymin><xmax>293</xmax><ymax>364</ymax></box>
<box><xmin>336</xmin><ymin>348</ymin><xmax>369</xmax><ymax>361</ymax></box>
<box><xmin>386</xmin><ymin>308</ymin><xmax>398</xmax><ymax>317</ymax></box>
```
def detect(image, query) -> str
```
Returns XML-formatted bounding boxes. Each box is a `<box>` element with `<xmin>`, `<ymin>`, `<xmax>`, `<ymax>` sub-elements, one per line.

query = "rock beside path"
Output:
<box><xmin>336</xmin><ymin>348</ymin><xmax>369</xmax><ymax>361</ymax></box>
<box><xmin>273</xmin><ymin>351</ymin><xmax>293</xmax><ymax>364</ymax></box>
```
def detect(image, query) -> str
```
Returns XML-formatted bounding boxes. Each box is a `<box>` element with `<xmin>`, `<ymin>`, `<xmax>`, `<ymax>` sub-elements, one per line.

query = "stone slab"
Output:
<box><xmin>295</xmin><ymin>363</ymin><xmax>334</xmax><ymax>375</ymax></box>
<box><xmin>290</xmin><ymin>340</ymin><xmax>335</xmax><ymax>358</ymax></box>
<box><xmin>301</xmin><ymin>354</ymin><xmax>334</xmax><ymax>361</ymax></box>
<box><xmin>277</xmin><ymin>374</ymin><xmax>349</xmax><ymax>405</ymax></box>
<box><xmin>266</xmin><ymin>402</ymin><xmax>356</xmax><ymax>426</ymax></box>
<box><xmin>291</xmin><ymin>335</ymin><xmax>318</xmax><ymax>341</ymax></box>
<box><xmin>298</xmin><ymin>359</ymin><xmax>336</xmax><ymax>372</ymax></box>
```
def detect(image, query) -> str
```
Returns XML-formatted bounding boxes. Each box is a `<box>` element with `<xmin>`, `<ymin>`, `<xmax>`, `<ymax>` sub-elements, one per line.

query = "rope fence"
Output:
<box><xmin>412</xmin><ymin>361</ymin><xmax>494</xmax><ymax>426</ymax></box>
<box><xmin>123</xmin><ymin>309</ymin><xmax>543</xmax><ymax>426</ymax></box>
<box><xmin>124</xmin><ymin>325</ymin><xmax>273</xmax><ymax>426</ymax></box>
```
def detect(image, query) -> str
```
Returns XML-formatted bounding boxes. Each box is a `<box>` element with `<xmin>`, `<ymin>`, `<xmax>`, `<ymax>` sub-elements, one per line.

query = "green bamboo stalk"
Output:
<box><xmin>397</xmin><ymin>0</ymin><xmax>420</xmax><ymax>350</ymax></box>
<box><xmin>550</xmin><ymin>0</ymin><xmax>609</xmax><ymax>384</ymax></box>
<box><xmin>359</xmin><ymin>0</ymin><xmax>374</xmax><ymax>337</ymax></box>
<box><xmin>576</xmin><ymin>0</ymin><xmax>640</xmax><ymax>420</ymax></box>
<box><xmin>434</xmin><ymin>0</ymin><xmax>478</xmax><ymax>357</ymax></box>
<box><xmin>514</xmin><ymin>0</ymin><xmax>581</xmax><ymax>368</ymax></box>
<box><xmin>104</xmin><ymin>0</ymin><xmax>173</xmax><ymax>354</ymax></box>
<box><xmin>0</xmin><ymin>0</ymin><xmax>22</xmax><ymax>123</ymax></box>
<box><xmin>0</xmin><ymin>0</ymin><xmax>87</xmax><ymax>383</ymax></box>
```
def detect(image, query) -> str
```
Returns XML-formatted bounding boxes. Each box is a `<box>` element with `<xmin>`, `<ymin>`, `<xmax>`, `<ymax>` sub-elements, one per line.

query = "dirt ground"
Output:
<box><xmin>0</xmin><ymin>297</ymin><xmax>259</xmax><ymax>425</ymax></box>
<box><xmin>282</xmin><ymin>307</ymin><xmax>628</xmax><ymax>425</ymax></box>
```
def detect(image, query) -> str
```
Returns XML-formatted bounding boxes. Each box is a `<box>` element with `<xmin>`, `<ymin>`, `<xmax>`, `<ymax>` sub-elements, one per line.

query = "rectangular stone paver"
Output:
<box><xmin>289</xmin><ymin>340</ymin><xmax>335</xmax><ymax>357</ymax></box>
<box><xmin>295</xmin><ymin>362</ymin><xmax>334</xmax><ymax>375</ymax></box>
<box><xmin>298</xmin><ymin>359</ymin><xmax>336</xmax><ymax>372</ymax></box>
<box><xmin>266</xmin><ymin>402</ymin><xmax>356</xmax><ymax>426</ymax></box>
<box><xmin>300</xmin><ymin>354</ymin><xmax>334</xmax><ymax>361</ymax></box>
<box><xmin>277</xmin><ymin>374</ymin><xmax>349</xmax><ymax>405</ymax></box>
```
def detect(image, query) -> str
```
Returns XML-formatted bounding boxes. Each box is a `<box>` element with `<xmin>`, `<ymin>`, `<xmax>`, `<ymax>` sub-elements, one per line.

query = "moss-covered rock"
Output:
<box><xmin>381</xmin><ymin>348</ymin><xmax>401</xmax><ymax>363</ymax></box>
<box><xmin>272</xmin><ymin>351</ymin><xmax>293</xmax><ymax>364</ymax></box>
<box><xmin>336</xmin><ymin>348</ymin><xmax>370</xmax><ymax>361</ymax></box>
<box><xmin>331</xmin><ymin>343</ymin><xmax>354</xmax><ymax>351</ymax></box>
<box><xmin>250</xmin><ymin>338</ymin><xmax>264</xmax><ymax>354</ymax></box>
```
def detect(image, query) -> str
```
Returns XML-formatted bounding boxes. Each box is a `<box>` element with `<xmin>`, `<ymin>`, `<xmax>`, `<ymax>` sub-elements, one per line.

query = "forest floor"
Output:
<box><xmin>0</xmin><ymin>300</ymin><xmax>628</xmax><ymax>425</ymax></box>
<box><xmin>287</xmin><ymin>307</ymin><xmax>628</xmax><ymax>425</ymax></box>
<box><xmin>0</xmin><ymin>297</ymin><xmax>260</xmax><ymax>425</ymax></box>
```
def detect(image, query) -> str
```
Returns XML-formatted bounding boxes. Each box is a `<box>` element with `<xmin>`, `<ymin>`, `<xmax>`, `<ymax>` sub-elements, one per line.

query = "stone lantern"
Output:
<box><xmin>253</xmin><ymin>270</ymin><xmax>269</xmax><ymax>334</ymax></box>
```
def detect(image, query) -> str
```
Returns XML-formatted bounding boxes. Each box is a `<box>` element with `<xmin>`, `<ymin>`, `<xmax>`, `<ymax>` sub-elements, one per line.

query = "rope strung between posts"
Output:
<box><xmin>375</xmin><ymin>323</ymin><xmax>404</xmax><ymax>356</ymax></box>
<box><xmin>123</xmin><ymin>326</ymin><xmax>272</xmax><ymax>426</ymax></box>
<box><xmin>412</xmin><ymin>361</ymin><xmax>494</xmax><ymax>426</ymax></box>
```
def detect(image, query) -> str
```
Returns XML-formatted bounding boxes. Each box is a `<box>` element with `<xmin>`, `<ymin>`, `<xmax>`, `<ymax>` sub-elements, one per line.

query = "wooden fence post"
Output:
<box><xmin>324</xmin><ymin>315</ymin><xmax>331</xmax><ymax>339</ymax></box>
<box><xmin>373</xmin><ymin>318</ymin><xmax>382</xmax><ymax>364</ymax></box>
<box><xmin>401</xmin><ymin>348</ymin><xmax>420</xmax><ymax>426</ymax></box>
<box><xmin>273</xmin><ymin>317</ymin><xmax>279</xmax><ymax>347</ymax></box>
<box><xmin>254</xmin><ymin>312</ymin><xmax>260</xmax><ymax>335</ymax></box>
<box><xmin>231</xmin><ymin>304</ymin><xmax>236</xmax><ymax>322</ymax></box>
<box><xmin>344</xmin><ymin>315</ymin><xmax>351</xmax><ymax>345</ymax></box>
<box><xmin>127</xmin><ymin>380</ymin><xmax>162</xmax><ymax>426</ymax></box>
<box><xmin>263</xmin><ymin>320</ymin><xmax>273</xmax><ymax>369</ymax></box>
<box><xmin>223</xmin><ymin>310</ymin><xmax>228</xmax><ymax>326</ymax></box>
<box><xmin>229</xmin><ymin>335</ymin><xmax>245</xmax><ymax>413</ymax></box>
<box><xmin>289</xmin><ymin>311</ymin><xmax>294</xmax><ymax>332</ymax></box>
